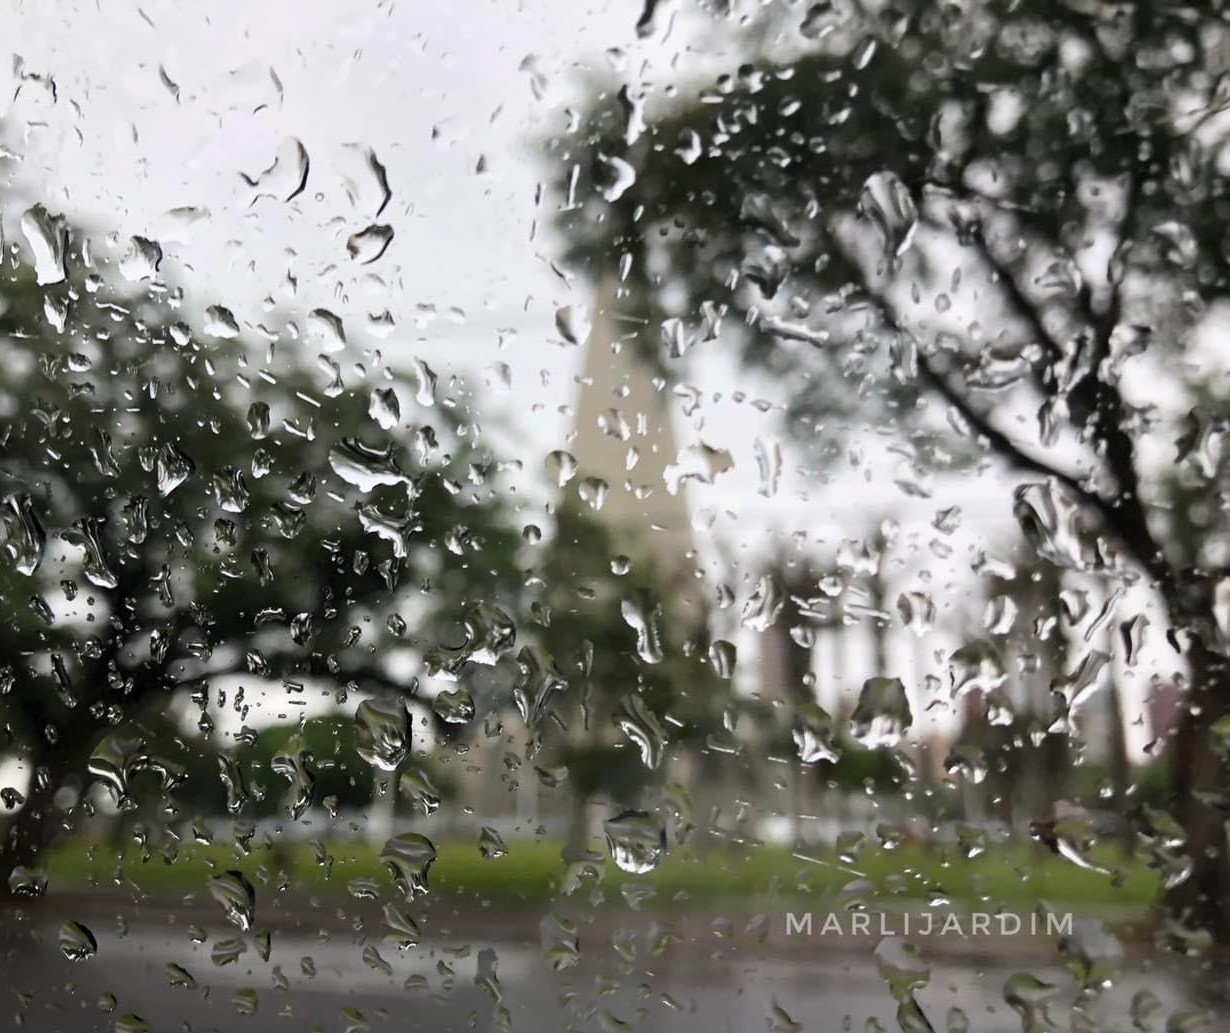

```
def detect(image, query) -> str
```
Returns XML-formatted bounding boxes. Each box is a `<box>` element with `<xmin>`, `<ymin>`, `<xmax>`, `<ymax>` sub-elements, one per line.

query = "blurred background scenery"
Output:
<box><xmin>4</xmin><ymin>1</ymin><xmax>1230</xmax><ymax>1030</ymax></box>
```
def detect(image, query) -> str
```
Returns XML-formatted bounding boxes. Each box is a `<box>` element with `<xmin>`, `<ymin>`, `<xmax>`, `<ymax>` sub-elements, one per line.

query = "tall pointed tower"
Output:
<box><xmin>568</xmin><ymin>275</ymin><xmax>700</xmax><ymax>611</ymax></box>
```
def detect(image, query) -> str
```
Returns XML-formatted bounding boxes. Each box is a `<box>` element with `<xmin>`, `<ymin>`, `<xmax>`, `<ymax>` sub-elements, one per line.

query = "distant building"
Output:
<box><xmin>566</xmin><ymin>274</ymin><xmax>702</xmax><ymax>614</ymax></box>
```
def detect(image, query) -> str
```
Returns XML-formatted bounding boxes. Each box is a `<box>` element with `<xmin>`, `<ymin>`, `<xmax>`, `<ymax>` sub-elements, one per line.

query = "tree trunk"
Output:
<box><xmin>563</xmin><ymin>792</ymin><xmax>591</xmax><ymax>858</ymax></box>
<box><xmin>1106</xmin><ymin>675</ymin><xmax>1133</xmax><ymax>856</ymax></box>
<box><xmin>1165</xmin><ymin>637</ymin><xmax>1230</xmax><ymax>941</ymax></box>
<box><xmin>1</xmin><ymin>759</ymin><xmax>71</xmax><ymax>897</ymax></box>
<box><xmin>0</xmin><ymin>710</ymin><xmax>100</xmax><ymax>898</ymax></box>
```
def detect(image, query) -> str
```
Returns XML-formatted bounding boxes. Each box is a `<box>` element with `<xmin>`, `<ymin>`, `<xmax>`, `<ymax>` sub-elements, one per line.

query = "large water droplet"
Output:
<box><xmin>850</xmin><ymin>677</ymin><xmax>913</xmax><ymax>748</ymax></box>
<box><xmin>424</xmin><ymin>603</ymin><xmax>517</xmax><ymax>678</ymax></box>
<box><xmin>433</xmin><ymin>686</ymin><xmax>476</xmax><ymax>724</ymax></box>
<box><xmin>478</xmin><ymin>826</ymin><xmax>508</xmax><ymax>859</ymax></box>
<box><xmin>307</xmin><ymin>308</ymin><xmax>346</xmax><ymax>352</ymax></box>
<box><xmin>242</xmin><ymin>137</ymin><xmax>309</xmax><ymax>202</ymax></box>
<box><xmin>208</xmin><ymin>870</ymin><xmax>256</xmax><ymax>931</ymax></box>
<box><xmin>621</xmin><ymin>591</ymin><xmax>664</xmax><ymax>664</ymax></box>
<box><xmin>7</xmin><ymin>866</ymin><xmax>47</xmax><ymax>898</ymax></box>
<box><xmin>271</xmin><ymin>739</ymin><xmax>316</xmax><ymax>819</ymax></box>
<box><xmin>119</xmin><ymin>236</ymin><xmax>162</xmax><ymax>282</ymax></box>
<box><xmin>368</xmin><ymin>387</ymin><xmax>401</xmax><ymax>430</ymax></box>
<box><xmin>554</xmin><ymin>305</ymin><xmax>591</xmax><ymax>346</ymax></box>
<box><xmin>2</xmin><ymin>493</ymin><xmax>46</xmax><ymax>576</ymax></box>
<box><xmin>859</xmin><ymin>171</ymin><xmax>918</xmax><ymax>261</ymax></box>
<box><xmin>156</xmin><ymin>443</ymin><xmax>195</xmax><ymax>497</ymax></box>
<box><xmin>1013</xmin><ymin>481</ymin><xmax>1096</xmax><ymax>570</ymax></box>
<box><xmin>545</xmin><ymin>450</ymin><xmax>578</xmax><ymax>487</ymax></box>
<box><xmin>59</xmin><ymin>921</ymin><xmax>98</xmax><ymax>961</ymax></box>
<box><xmin>355</xmin><ymin>698</ymin><xmax>409</xmax><ymax>771</ymax></box>
<box><xmin>618</xmin><ymin>695</ymin><xmax>668</xmax><ymax>769</ymax></box>
<box><xmin>540</xmin><ymin>914</ymin><xmax>581</xmax><ymax>970</ymax></box>
<box><xmin>62</xmin><ymin>517</ymin><xmax>118</xmax><ymax>589</ymax></box>
<box><xmin>89</xmin><ymin>733</ymin><xmax>146</xmax><ymax>810</ymax></box>
<box><xmin>21</xmin><ymin>205</ymin><xmax>68</xmax><ymax>284</ymax></box>
<box><xmin>512</xmin><ymin>647</ymin><xmax>567</xmax><ymax>727</ymax></box>
<box><xmin>793</xmin><ymin>704</ymin><xmax>840</xmax><ymax>764</ymax></box>
<box><xmin>381</xmin><ymin>832</ymin><xmax>437</xmax><ymax>899</ymax></box>
<box><xmin>399</xmin><ymin>768</ymin><xmax>442</xmax><ymax>815</ymax></box>
<box><xmin>604</xmin><ymin>810</ymin><xmax>666</xmax><ymax>874</ymax></box>
<box><xmin>664</xmin><ymin>442</ymin><xmax>733</xmax><ymax>494</ymax></box>
<box><xmin>328</xmin><ymin>439</ymin><xmax>408</xmax><ymax>492</ymax></box>
<box><xmin>742</xmin><ymin>575</ymin><xmax>784</xmax><ymax>631</ymax></box>
<box><xmin>347</xmin><ymin>224</ymin><xmax>394</xmax><ymax>264</ymax></box>
<box><xmin>204</xmin><ymin>305</ymin><xmax>241</xmax><ymax>339</ymax></box>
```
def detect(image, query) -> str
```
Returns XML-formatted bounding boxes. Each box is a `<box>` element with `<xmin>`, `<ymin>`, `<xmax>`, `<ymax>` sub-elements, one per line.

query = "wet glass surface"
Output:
<box><xmin>3</xmin><ymin>2</ymin><xmax>1230</xmax><ymax>1030</ymax></box>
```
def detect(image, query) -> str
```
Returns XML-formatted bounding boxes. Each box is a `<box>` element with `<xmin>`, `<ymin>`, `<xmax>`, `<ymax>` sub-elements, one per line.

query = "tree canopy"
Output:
<box><xmin>549</xmin><ymin>0</ymin><xmax>1230</xmax><ymax>940</ymax></box>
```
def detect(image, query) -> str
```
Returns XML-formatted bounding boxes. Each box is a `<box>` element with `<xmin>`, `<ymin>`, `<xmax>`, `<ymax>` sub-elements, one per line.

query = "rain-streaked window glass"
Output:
<box><xmin>3</xmin><ymin>1</ymin><xmax>1230</xmax><ymax>1030</ymax></box>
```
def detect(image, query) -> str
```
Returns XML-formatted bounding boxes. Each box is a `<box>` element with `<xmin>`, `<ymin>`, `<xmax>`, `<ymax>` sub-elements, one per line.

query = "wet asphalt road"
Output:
<box><xmin>1</xmin><ymin>907</ymin><xmax>1227</xmax><ymax>1033</ymax></box>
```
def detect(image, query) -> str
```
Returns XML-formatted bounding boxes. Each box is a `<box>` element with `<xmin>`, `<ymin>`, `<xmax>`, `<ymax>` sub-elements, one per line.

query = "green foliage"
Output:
<box><xmin>548</xmin><ymin>1</ymin><xmax>1230</xmax><ymax>466</ymax></box>
<box><xmin>0</xmin><ymin>213</ymin><xmax>521</xmax><ymax>836</ymax></box>
<box><xmin>527</xmin><ymin>501</ymin><xmax>729</xmax><ymax>805</ymax></box>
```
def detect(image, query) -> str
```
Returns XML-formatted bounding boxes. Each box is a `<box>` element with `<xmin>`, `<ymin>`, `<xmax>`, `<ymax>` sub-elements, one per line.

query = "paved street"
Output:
<box><xmin>1</xmin><ymin>903</ymin><xmax>1226</xmax><ymax>1032</ymax></box>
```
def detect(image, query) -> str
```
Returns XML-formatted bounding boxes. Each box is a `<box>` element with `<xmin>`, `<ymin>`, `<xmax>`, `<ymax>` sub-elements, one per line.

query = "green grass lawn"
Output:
<box><xmin>41</xmin><ymin>834</ymin><xmax>1162</xmax><ymax>914</ymax></box>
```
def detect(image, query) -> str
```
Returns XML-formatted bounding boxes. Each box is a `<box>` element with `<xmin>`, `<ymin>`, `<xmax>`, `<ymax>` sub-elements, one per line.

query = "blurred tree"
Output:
<box><xmin>239</xmin><ymin>716</ymin><xmax>377</xmax><ymax>819</ymax></box>
<box><xmin>527</xmin><ymin>501</ymin><xmax>729</xmax><ymax>851</ymax></box>
<box><xmin>0</xmin><ymin>211</ymin><xmax>522</xmax><ymax>889</ymax></box>
<box><xmin>550</xmin><ymin>1</ymin><xmax>1230</xmax><ymax>938</ymax></box>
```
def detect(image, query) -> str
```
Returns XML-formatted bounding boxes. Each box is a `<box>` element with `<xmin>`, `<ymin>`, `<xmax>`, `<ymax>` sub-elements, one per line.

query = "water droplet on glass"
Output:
<box><xmin>540</xmin><ymin>914</ymin><xmax>581</xmax><ymax>970</ymax></box>
<box><xmin>59</xmin><ymin>921</ymin><xmax>97</xmax><ymax>961</ymax></box>
<box><xmin>850</xmin><ymin>677</ymin><xmax>913</xmax><ymax>748</ymax></box>
<box><xmin>21</xmin><ymin>204</ymin><xmax>68</xmax><ymax>284</ymax></box>
<box><xmin>271</xmin><ymin>738</ymin><xmax>316</xmax><ymax>819</ymax></box>
<box><xmin>165</xmin><ymin>963</ymin><xmax>196</xmax><ymax>989</ymax></box>
<box><xmin>210</xmin><ymin>938</ymin><xmax>247</xmax><ymax>966</ymax></box>
<box><xmin>204</xmin><ymin>305</ymin><xmax>240</xmax><ymax>339</ymax></box>
<box><xmin>875</xmin><ymin>937</ymin><xmax>930</xmax><ymax>1001</ymax></box>
<box><xmin>621</xmin><ymin>591</ymin><xmax>664</xmax><ymax>664</ymax></box>
<box><xmin>3</xmin><ymin>493</ymin><xmax>47</xmax><ymax>576</ymax></box>
<box><xmin>355</xmin><ymin>698</ymin><xmax>409</xmax><ymax>771</ymax></box>
<box><xmin>742</xmin><ymin>575</ymin><xmax>784</xmax><ymax>631</ymax></box>
<box><xmin>208</xmin><ymin>870</ymin><xmax>256</xmax><ymax>931</ymax></box>
<box><xmin>7</xmin><ymin>865</ymin><xmax>46</xmax><ymax>897</ymax></box>
<box><xmin>119</xmin><ymin>236</ymin><xmax>162</xmax><ymax>282</ymax></box>
<box><xmin>242</xmin><ymin>137</ymin><xmax>309</xmax><ymax>202</ymax></box>
<box><xmin>512</xmin><ymin>647</ymin><xmax>567</xmax><ymax>727</ymax></box>
<box><xmin>433</xmin><ymin>686</ymin><xmax>476</xmax><ymax>725</ymax></box>
<box><xmin>1013</xmin><ymin>481</ymin><xmax>1094</xmax><ymax>570</ymax></box>
<box><xmin>156</xmin><ymin>443</ymin><xmax>195</xmax><ymax>497</ymax></box>
<box><xmin>368</xmin><ymin>387</ymin><xmax>401</xmax><ymax>430</ymax></box>
<box><xmin>382</xmin><ymin>902</ymin><xmax>421</xmax><ymax>951</ymax></box>
<box><xmin>347</xmin><ymin>224</ymin><xmax>394</xmax><ymax>264</ymax></box>
<box><xmin>554</xmin><ymin>305</ymin><xmax>591</xmax><ymax>346</ymax></box>
<box><xmin>859</xmin><ymin>171</ymin><xmax>918</xmax><ymax>261</ymax></box>
<box><xmin>709</xmin><ymin>639</ymin><xmax>736</xmax><ymax>678</ymax></box>
<box><xmin>896</xmin><ymin>591</ymin><xmax>936</xmax><ymax>636</ymax></box>
<box><xmin>307</xmin><ymin>308</ymin><xmax>346</xmax><ymax>352</ymax></box>
<box><xmin>381</xmin><ymin>832</ymin><xmax>437</xmax><ymax>899</ymax></box>
<box><xmin>399</xmin><ymin>767</ymin><xmax>442</xmax><ymax>816</ymax></box>
<box><xmin>604</xmin><ymin>810</ymin><xmax>666</xmax><ymax>874</ymax></box>
<box><xmin>328</xmin><ymin>439</ymin><xmax>408</xmax><ymax>492</ymax></box>
<box><xmin>545</xmin><ymin>450</ymin><xmax>578</xmax><ymax>487</ymax></box>
<box><xmin>793</xmin><ymin>704</ymin><xmax>840</xmax><ymax>764</ymax></box>
<box><xmin>478</xmin><ymin>826</ymin><xmax>508</xmax><ymax>859</ymax></box>
<box><xmin>664</xmin><ymin>442</ymin><xmax>733</xmax><ymax>494</ymax></box>
<box><xmin>618</xmin><ymin>694</ymin><xmax>668</xmax><ymax>769</ymax></box>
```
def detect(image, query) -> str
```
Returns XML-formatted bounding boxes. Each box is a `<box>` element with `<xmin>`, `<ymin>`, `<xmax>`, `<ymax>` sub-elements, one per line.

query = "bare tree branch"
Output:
<box><xmin>915</xmin><ymin>353</ymin><xmax>1091</xmax><ymax>498</ymax></box>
